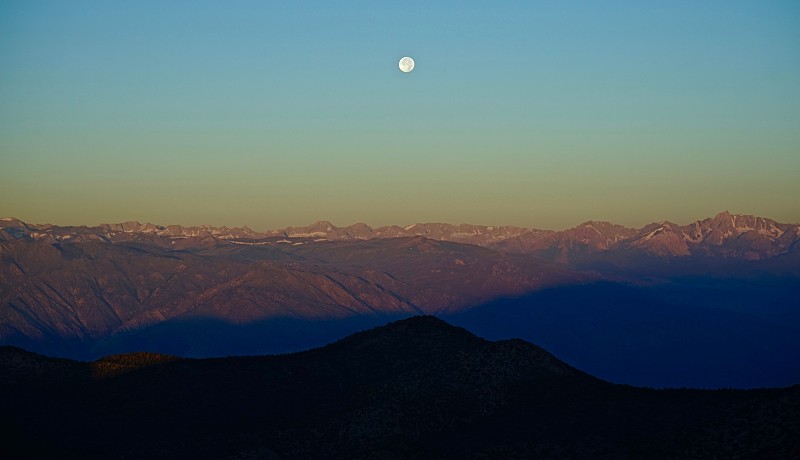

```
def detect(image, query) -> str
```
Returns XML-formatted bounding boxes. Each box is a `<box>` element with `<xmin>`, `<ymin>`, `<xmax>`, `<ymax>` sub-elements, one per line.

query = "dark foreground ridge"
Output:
<box><xmin>2</xmin><ymin>316</ymin><xmax>799</xmax><ymax>459</ymax></box>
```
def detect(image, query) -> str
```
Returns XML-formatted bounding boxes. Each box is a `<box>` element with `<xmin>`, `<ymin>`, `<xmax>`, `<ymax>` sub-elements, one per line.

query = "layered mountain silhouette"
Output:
<box><xmin>1</xmin><ymin>213</ymin><xmax>799</xmax><ymax>387</ymax></box>
<box><xmin>2</xmin><ymin>316</ymin><xmax>799</xmax><ymax>459</ymax></box>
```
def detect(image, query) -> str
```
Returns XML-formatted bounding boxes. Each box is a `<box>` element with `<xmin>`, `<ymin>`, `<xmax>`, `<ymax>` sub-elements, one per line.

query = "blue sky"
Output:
<box><xmin>1</xmin><ymin>1</ymin><xmax>798</xmax><ymax>229</ymax></box>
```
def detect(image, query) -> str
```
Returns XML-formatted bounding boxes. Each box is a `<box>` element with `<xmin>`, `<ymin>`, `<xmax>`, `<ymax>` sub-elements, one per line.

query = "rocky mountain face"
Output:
<box><xmin>3</xmin><ymin>316</ymin><xmax>799</xmax><ymax>460</ymax></box>
<box><xmin>489</xmin><ymin>212</ymin><xmax>799</xmax><ymax>264</ymax></box>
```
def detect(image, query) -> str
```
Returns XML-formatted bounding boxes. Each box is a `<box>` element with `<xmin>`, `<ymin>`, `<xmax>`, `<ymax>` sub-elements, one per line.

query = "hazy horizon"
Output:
<box><xmin>2</xmin><ymin>1</ymin><xmax>799</xmax><ymax>230</ymax></box>
<box><xmin>2</xmin><ymin>208</ymin><xmax>796</xmax><ymax>233</ymax></box>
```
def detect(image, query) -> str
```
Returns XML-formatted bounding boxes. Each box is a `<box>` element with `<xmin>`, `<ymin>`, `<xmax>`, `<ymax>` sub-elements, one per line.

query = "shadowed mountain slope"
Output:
<box><xmin>2</xmin><ymin>213</ymin><xmax>798</xmax><ymax>388</ymax></box>
<box><xmin>2</xmin><ymin>317</ymin><xmax>799</xmax><ymax>460</ymax></box>
<box><xmin>0</xmin><ymin>235</ymin><xmax>584</xmax><ymax>359</ymax></box>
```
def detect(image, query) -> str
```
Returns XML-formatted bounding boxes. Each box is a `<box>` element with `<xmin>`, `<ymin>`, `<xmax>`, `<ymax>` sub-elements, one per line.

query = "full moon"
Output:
<box><xmin>399</xmin><ymin>56</ymin><xmax>415</xmax><ymax>73</ymax></box>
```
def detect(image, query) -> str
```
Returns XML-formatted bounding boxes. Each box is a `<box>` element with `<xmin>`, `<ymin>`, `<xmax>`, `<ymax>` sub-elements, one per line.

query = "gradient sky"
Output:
<box><xmin>1</xmin><ymin>1</ymin><xmax>798</xmax><ymax>230</ymax></box>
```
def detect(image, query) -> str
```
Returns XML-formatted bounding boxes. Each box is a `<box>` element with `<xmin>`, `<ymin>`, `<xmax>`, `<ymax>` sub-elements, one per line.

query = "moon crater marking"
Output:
<box><xmin>399</xmin><ymin>56</ymin><xmax>415</xmax><ymax>73</ymax></box>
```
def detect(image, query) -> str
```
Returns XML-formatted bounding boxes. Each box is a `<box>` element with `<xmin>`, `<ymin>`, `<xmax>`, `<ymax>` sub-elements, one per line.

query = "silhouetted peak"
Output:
<box><xmin>0</xmin><ymin>345</ymin><xmax>32</xmax><ymax>356</ymax></box>
<box><xmin>363</xmin><ymin>315</ymin><xmax>478</xmax><ymax>340</ymax></box>
<box><xmin>383</xmin><ymin>315</ymin><xmax>465</xmax><ymax>333</ymax></box>
<box><xmin>325</xmin><ymin>315</ymin><xmax>483</xmax><ymax>358</ymax></box>
<box><xmin>0</xmin><ymin>345</ymin><xmax>61</xmax><ymax>363</ymax></box>
<box><xmin>0</xmin><ymin>346</ymin><xmax>86</xmax><ymax>383</ymax></box>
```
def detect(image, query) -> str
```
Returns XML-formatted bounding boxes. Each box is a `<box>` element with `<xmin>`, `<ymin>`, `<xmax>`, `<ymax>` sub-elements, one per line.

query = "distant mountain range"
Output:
<box><xmin>1</xmin><ymin>212</ymin><xmax>799</xmax><ymax>388</ymax></box>
<box><xmin>3</xmin><ymin>211</ymin><xmax>798</xmax><ymax>262</ymax></box>
<box><xmin>3</xmin><ymin>317</ymin><xmax>799</xmax><ymax>459</ymax></box>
